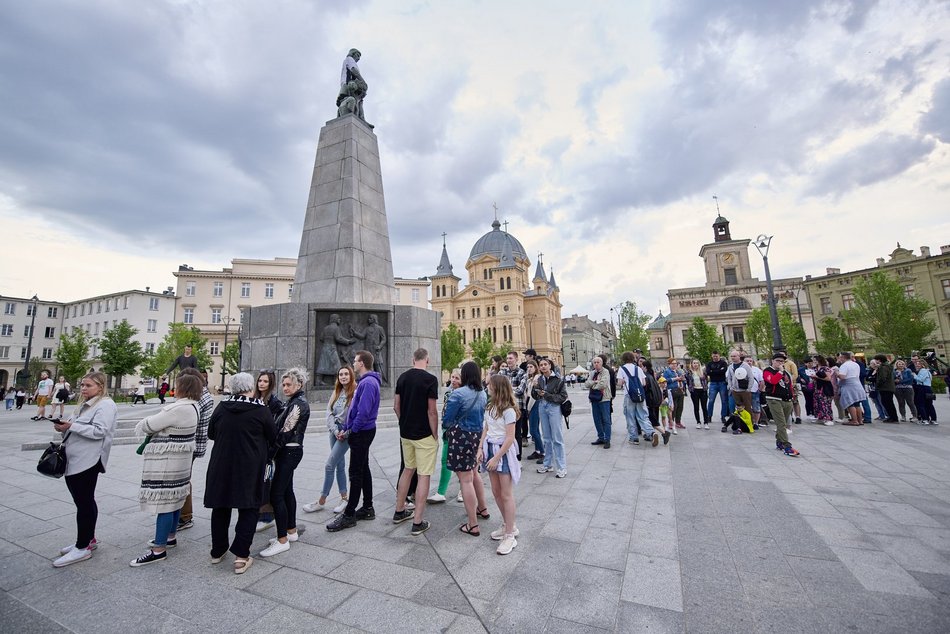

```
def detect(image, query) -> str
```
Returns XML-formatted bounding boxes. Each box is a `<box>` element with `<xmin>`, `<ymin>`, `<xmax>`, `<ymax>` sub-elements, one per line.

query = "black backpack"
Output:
<box><xmin>560</xmin><ymin>399</ymin><xmax>572</xmax><ymax>428</ymax></box>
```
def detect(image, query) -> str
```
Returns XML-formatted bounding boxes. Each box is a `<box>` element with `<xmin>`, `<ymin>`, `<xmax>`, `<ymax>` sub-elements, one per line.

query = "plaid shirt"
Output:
<box><xmin>193</xmin><ymin>388</ymin><xmax>214</xmax><ymax>458</ymax></box>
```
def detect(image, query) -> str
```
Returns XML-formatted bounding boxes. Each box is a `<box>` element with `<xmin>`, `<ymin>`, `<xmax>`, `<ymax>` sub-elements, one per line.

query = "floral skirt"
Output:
<box><xmin>446</xmin><ymin>426</ymin><xmax>479</xmax><ymax>472</ymax></box>
<box><xmin>814</xmin><ymin>390</ymin><xmax>834</xmax><ymax>421</ymax></box>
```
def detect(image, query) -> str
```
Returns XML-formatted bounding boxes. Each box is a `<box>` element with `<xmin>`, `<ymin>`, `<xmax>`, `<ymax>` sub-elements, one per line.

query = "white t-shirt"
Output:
<box><xmin>617</xmin><ymin>363</ymin><xmax>646</xmax><ymax>389</ymax></box>
<box><xmin>748</xmin><ymin>365</ymin><xmax>763</xmax><ymax>393</ymax></box>
<box><xmin>485</xmin><ymin>407</ymin><xmax>517</xmax><ymax>441</ymax></box>
<box><xmin>839</xmin><ymin>360</ymin><xmax>860</xmax><ymax>380</ymax></box>
<box><xmin>36</xmin><ymin>378</ymin><xmax>53</xmax><ymax>396</ymax></box>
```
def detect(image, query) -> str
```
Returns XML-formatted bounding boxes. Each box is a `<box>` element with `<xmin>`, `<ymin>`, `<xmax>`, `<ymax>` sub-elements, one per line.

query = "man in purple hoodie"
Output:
<box><xmin>327</xmin><ymin>350</ymin><xmax>381</xmax><ymax>532</ymax></box>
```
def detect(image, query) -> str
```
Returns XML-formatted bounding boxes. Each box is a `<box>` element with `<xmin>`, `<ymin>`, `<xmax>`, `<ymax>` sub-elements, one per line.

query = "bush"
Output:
<box><xmin>933</xmin><ymin>377</ymin><xmax>946</xmax><ymax>395</ymax></box>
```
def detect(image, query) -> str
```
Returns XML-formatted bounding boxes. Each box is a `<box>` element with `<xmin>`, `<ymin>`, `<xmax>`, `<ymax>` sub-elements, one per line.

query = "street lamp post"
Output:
<box><xmin>753</xmin><ymin>235</ymin><xmax>786</xmax><ymax>354</ymax></box>
<box><xmin>220</xmin><ymin>317</ymin><xmax>236</xmax><ymax>392</ymax></box>
<box><xmin>18</xmin><ymin>295</ymin><xmax>39</xmax><ymax>388</ymax></box>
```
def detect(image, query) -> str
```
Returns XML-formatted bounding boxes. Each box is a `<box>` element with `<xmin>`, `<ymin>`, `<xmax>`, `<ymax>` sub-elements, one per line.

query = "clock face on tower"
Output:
<box><xmin>720</xmin><ymin>252</ymin><xmax>736</xmax><ymax>265</ymax></box>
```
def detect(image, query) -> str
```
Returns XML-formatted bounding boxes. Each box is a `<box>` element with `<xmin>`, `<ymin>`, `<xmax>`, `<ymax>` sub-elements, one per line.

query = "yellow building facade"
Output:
<box><xmin>429</xmin><ymin>220</ymin><xmax>563</xmax><ymax>365</ymax></box>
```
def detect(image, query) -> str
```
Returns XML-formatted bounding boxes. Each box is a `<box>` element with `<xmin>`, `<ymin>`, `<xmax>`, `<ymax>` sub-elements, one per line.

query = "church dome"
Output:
<box><xmin>468</xmin><ymin>220</ymin><xmax>529</xmax><ymax>263</ymax></box>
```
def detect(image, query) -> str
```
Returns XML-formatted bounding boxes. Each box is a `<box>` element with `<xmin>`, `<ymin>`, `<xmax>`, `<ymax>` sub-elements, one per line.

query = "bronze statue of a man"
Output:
<box><xmin>316</xmin><ymin>314</ymin><xmax>355</xmax><ymax>385</ymax></box>
<box><xmin>351</xmin><ymin>314</ymin><xmax>387</xmax><ymax>382</ymax></box>
<box><xmin>337</xmin><ymin>48</ymin><xmax>368</xmax><ymax>120</ymax></box>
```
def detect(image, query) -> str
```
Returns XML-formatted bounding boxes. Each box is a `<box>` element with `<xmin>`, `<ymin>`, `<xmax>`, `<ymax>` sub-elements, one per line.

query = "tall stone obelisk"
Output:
<box><xmin>294</xmin><ymin>115</ymin><xmax>396</xmax><ymax>304</ymax></box>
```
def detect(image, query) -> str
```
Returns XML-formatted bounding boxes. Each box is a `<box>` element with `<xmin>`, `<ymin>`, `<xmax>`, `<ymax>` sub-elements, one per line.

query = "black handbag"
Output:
<box><xmin>37</xmin><ymin>432</ymin><xmax>70</xmax><ymax>479</ymax></box>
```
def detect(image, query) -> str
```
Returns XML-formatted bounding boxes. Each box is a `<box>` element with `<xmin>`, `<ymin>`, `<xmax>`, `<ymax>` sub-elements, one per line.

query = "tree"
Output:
<box><xmin>684</xmin><ymin>317</ymin><xmax>728</xmax><ymax>363</ymax></box>
<box><xmin>141</xmin><ymin>323</ymin><xmax>212</xmax><ymax>379</ymax></box>
<box><xmin>616</xmin><ymin>301</ymin><xmax>650</xmax><ymax>355</ymax></box>
<box><xmin>441</xmin><ymin>323</ymin><xmax>466</xmax><ymax>372</ymax></box>
<box><xmin>493</xmin><ymin>340</ymin><xmax>515</xmax><ymax>359</ymax></box>
<box><xmin>469</xmin><ymin>331</ymin><xmax>495</xmax><ymax>369</ymax></box>
<box><xmin>843</xmin><ymin>271</ymin><xmax>937</xmax><ymax>356</ymax></box>
<box><xmin>98</xmin><ymin>320</ymin><xmax>145</xmax><ymax>394</ymax></box>
<box><xmin>222</xmin><ymin>341</ymin><xmax>241</xmax><ymax>376</ymax></box>
<box><xmin>25</xmin><ymin>357</ymin><xmax>49</xmax><ymax>391</ymax></box>
<box><xmin>745</xmin><ymin>304</ymin><xmax>809</xmax><ymax>361</ymax></box>
<box><xmin>57</xmin><ymin>328</ymin><xmax>92</xmax><ymax>385</ymax></box>
<box><xmin>814</xmin><ymin>317</ymin><xmax>853</xmax><ymax>357</ymax></box>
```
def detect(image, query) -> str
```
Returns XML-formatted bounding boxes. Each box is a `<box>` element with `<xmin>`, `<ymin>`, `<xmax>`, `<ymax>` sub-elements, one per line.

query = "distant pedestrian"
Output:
<box><xmin>812</xmin><ymin>355</ymin><xmax>835</xmax><ymax>425</ymax></box>
<box><xmin>532</xmin><ymin>358</ymin><xmax>569</xmax><ymax>478</ymax></box>
<box><xmin>617</xmin><ymin>352</ymin><xmax>656</xmax><ymax>446</ymax></box>
<box><xmin>51</xmin><ymin>376</ymin><xmax>71</xmax><ymax>419</ymax></box>
<box><xmin>913</xmin><ymin>360</ymin><xmax>938</xmax><ymax>424</ymax></box>
<box><xmin>686</xmin><ymin>359</ymin><xmax>710</xmax><ymax>429</ymax></box>
<box><xmin>705</xmin><ymin>351</ymin><xmax>729</xmax><ymax>423</ymax></box>
<box><xmin>5</xmin><ymin>387</ymin><xmax>15</xmax><ymax>410</ymax></box>
<box><xmin>482</xmin><ymin>374</ymin><xmax>521</xmax><ymax>555</ymax></box>
<box><xmin>131</xmin><ymin>381</ymin><xmax>147</xmax><ymax>406</ymax></box>
<box><xmin>836</xmin><ymin>352</ymin><xmax>865</xmax><ymax>426</ymax></box>
<box><xmin>662</xmin><ymin>358</ymin><xmax>685</xmax><ymax>430</ymax></box>
<box><xmin>303</xmin><ymin>366</ymin><xmax>355</xmax><ymax>514</ymax></box>
<box><xmin>443</xmin><ymin>361</ymin><xmax>490</xmax><ymax>536</ymax></box>
<box><xmin>584</xmin><ymin>354</ymin><xmax>612</xmax><ymax>448</ymax></box>
<box><xmin>16</xmin><ymin>387</ymin><xmax>26</xmax><ymax>409</ymax></box>
<box><xmin>158</xmin><ymin>377</ymin><xmax>169</xmax><ymax>405</ymax></box>
<box><xmin>518</xmin><ymin>360</ymin><xmax>544</xmax><ymax>462</ymax></box>
<box><xmin>872</xmin><ymin>355</ymin><xmax>899</xmax><ymax>423</ymax></box>
<box><xmin>893</xmin><ymin>359</ymin><xmax>918</xmax><ymax>422</ymax></box>
<box><xmin>165</xmin><ymin>345</ymin><xmax>198</xmax><ymax>377</ymax></box>
<box><xmin>763</xmin><ymin>354</ymin><xmax>800</xmax><ymax>457</ymax></box>
<box><xmin>429</xmin><ymin>368</ymin><xmax>462</xmax><ymax>504</ymax></box>
<box><xmin>253</xmin><ymin>370</ymin><xmax>282</xmax><ymax>533</ymax></box>
<box><xmin>31</xmin><ymin>371</ymin><xmax>54</xmax><ymax>421</ymax></box>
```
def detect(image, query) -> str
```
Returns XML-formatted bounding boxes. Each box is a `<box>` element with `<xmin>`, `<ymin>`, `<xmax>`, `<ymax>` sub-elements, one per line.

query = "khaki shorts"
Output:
<box><xmin>401</xmin><ymin>435</ymin><xmax>438</xmax><ymax>476</ymax></box>
<box><xmin>36</xmin><ymin>396</ymin><xmax>49</xmax><ymax>407</ymax></box>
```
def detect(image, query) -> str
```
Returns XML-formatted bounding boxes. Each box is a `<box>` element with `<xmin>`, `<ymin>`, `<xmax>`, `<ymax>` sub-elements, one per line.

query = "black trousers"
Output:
<box><xmin>802</xmin><ymin>389</ymin><xmax>815</xmax><ymax>416</ymax></box>
<box><xmin>515</xmin><ymin>411</ymin><xmax>529</xmax><ymax>460</ymax></box>
<box><xmin>398</xmin><ymin>441</ymin><xmax>419</xmax><ymax>499</ymax></box>
<box><xmin>690</xmin><ymin>389</ymin><xmax>709</xmax><ymax>424</ymax></box>
<box><xmin>210</xmin><ymin>507</ymin><xmax>258</xmax><ymax>558</ymax></box>
<box><xmin>64</xmin><ymin>460</ymin><xmax>103</xmax><ymax>549</ymax></box>
<box><xmin>879</xmin><ymin>391</ymin><xmax>898</xmax><ymax>421</ymax></box>
<box><xmin>344</xmin><ymin>428</ymin><xmax>376</xmax><ymax>516</ymax></box>
<box><xmin>270</xmin><ymin>446</ymin><xmax>303</xmax><ymax>539</ymax></box>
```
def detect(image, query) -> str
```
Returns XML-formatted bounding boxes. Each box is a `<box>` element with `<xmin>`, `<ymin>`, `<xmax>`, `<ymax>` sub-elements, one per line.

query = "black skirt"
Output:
<box><xmin>446</xmin><ymin>426</ymin><xmax>480</xmax><ymax>472</ymax></box>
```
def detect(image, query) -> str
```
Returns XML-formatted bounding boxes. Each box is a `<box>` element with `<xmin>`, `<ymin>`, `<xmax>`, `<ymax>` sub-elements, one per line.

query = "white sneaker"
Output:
<box><xmin>695</xmin><ymin>423</ymin><xmax>702</xmax><ymax>429</ymax></box>
<box><xmin>496</xmin><ymin>535</ymin><xmax>518</xmax><ymax>555</ymax></box>
<box><xmin>255</xmin><ymin>520</ymin><xmax>275</xmax><ymax>533</ymax></box>
<box><xmin>555</xmin><ymin>469</ymin><xmax>567</xmax><ymax>478</ymax></box>
<box><xmin>427</xmin><ymin>493</ymin><xmax>446</xmax><ymax>504</ymax></box>
<box><xmin>60</xmin><ymin>538</ymin><xmax>98</xmax><ymax>555</ymax></box>
<box><xmin>456</xmin><ymin>492</ymin><xmax>464</xmax><ymax>503</ymax></box>
<box><xmin>269</xmin><ymin>532</ymin><xmax>298</xmax><ymax>544</ymax></box>
<box><xmin>703</xmin><ymin>424</ymin><xmax>710</xmax><ymax>430</ymax></box>
<box><xmin>53</xmin><ymin>547</ymin><xmax>92</xmax><ymax>567</ymax></box>
<box><xmin>490</xmin><ymin>525</ymin><xmax>520</xmax><ymax>540</ymax></box>
<box><xmin>302</xmin><ymin>501</ymin><xmax>324</xmax><ymax>513</ymax></box>
<box><xmin>672</xmin><ymin>429</ymin><xmax>678</xmax><ymax>435</ymax></box>
<box><xmin>824</xmin><ymin>421</ymin><xmax>834</xmax><ymax>426</ymax></box>
<box><xmin>332</xmin><ymin>500</ymin><xmax>348</xmax><ymax>513</ymax></box>
<box><xmin>260</xmin><ymin>540</ymin><xmax>291</xmax><ymax>557</ymax></box>
<box><xmin>537</xmin><ymin>466</ymin><xmax>552</xmax><ymax>474</ymax></box>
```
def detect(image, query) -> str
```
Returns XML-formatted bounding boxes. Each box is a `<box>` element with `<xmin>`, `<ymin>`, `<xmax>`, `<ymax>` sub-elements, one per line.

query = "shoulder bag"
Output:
<box><xmin>37</xmin><ymin>432</ymin><xmax>70</xmax><ymax>479</ymax></box>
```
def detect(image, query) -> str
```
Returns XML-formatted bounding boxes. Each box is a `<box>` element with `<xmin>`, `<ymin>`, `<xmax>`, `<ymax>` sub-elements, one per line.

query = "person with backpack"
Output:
<box><xmin>532</xmin><ymin>358</ymin><xmax>569</xmax><ymax>478</ymax></box>
<box><xmin>616</xmin><ymin>351</ymin><xmax>657</xmax><ymax>447</ymax></box>
<box><xmin>725</xmin><ymin>351</ymin><xmax>753</xmax><ymax>413</ymax></box>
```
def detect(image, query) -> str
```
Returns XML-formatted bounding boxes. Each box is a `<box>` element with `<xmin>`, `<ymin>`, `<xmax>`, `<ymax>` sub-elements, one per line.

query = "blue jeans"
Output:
<box><xmin>5</xmin><ymin>398</ymin><xmax>13</xmax><ymax>410</ymax></box>
<box><xmin>528</xmin><ymin>404</ymin><xmax>542</xmax><ymax>453</ymax></box>
<box><xmin>870</xmin><ymin>392</ymin><xmax>886</xmax><ymax>419</ymax></box>
<box><xmin>539</xmin><ymin>401</ymin><xmax>566</xmax><ymax>470</ymax></box>
<box><xmin>623</xmin><ymin>396</ymin><xmax>652</xmax><ymax>440</ymax></box>
<box><xmin>861</xmin><ymin>398</ymin><xmax>872</xmax><ymax>422</ymax></box>
<box><xmin>707</xmin><ymin>381</ymin><xmax>729</xmax><ymax>420</ymax></box>
<box><xmin>591</xmin><ymin>400</ymin><xmax>612</xmax><ymax>442</ymax></box>
<box><xmin>322</xmin><ymin>431</ymin><xmax>349</xmax><ymax>498</ymax></box>
<box><xmin>154</xmin><ymin>509</ymin><xmax>181</xmax><ymax>547</ymax></box>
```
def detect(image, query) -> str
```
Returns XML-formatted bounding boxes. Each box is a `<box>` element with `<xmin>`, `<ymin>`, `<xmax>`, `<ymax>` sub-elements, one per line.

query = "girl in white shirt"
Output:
<box><xmin>479</xmin><ymin>375</ymin><xmax>522</xmax><ymax>555</ymax></box>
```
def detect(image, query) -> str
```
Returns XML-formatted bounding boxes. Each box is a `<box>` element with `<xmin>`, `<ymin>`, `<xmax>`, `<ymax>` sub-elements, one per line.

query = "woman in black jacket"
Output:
<box><xmin>254</xmin><ymin>370</ymin><xmax>283</xmax><ymax>533</ymax></box>
<box><xmin>204</xmin><ymin>372</ymin><xmax>276</xmax><ymax>574</ymax></box>
<box><xmin>260</xmin><ymin>368</ymin><xmax>310</xmax><ymax>558</ymax></box>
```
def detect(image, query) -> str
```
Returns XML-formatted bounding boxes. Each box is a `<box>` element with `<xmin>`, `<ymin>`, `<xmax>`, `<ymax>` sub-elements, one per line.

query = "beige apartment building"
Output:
<box><xmin>562</xmin><ymin>314</ymin><xmax>616</xmax><ymax>369</ymax></box>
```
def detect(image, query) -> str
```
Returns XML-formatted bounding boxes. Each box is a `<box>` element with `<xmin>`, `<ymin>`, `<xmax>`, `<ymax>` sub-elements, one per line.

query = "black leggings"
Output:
<box><xmin>690</xmin><ymin>389</ymin><xmax>709</xmax><ymax>424</ymax></box>
<box><xmin>270</xmin><ymin>446</ymin><xmax>303</xmax><ymax>539</ymax></box>
<box><xmin>344</xmin><ymin>428</ymin><xmax>376</xmax><ymax>517</ymax></box>
<box><xmin>65</xmin><ymin>460</ymin><xmax>103</xmax><ymax>549</ymax></box>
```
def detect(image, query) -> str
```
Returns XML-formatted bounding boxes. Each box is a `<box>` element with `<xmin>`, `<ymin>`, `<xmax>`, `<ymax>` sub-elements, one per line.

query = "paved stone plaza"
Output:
<box><xmin>2</xmin><ymin>391</ymin><xmax>950</xmax><ymax>633</ymax></box>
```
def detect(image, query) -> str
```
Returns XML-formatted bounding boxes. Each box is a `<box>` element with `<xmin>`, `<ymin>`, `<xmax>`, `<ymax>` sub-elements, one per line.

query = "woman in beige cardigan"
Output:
<box><xmin>129</xmin><ymin>374</ymin><xmax>202</xmax><ymax>567</ymax></box>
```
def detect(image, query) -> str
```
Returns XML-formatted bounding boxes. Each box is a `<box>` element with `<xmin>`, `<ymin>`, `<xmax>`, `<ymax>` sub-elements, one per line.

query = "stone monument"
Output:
<box><xmin>240</xmin><ymin>50</ymin><xmax>441</xmax><ymax>399</ymax></box>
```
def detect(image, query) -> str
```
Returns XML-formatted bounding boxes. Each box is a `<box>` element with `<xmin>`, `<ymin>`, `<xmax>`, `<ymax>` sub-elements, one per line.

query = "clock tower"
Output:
<box><xmin>698</xmin><ymin>215</ymin><xmax>756</xmax><ymax>288</ymax></box>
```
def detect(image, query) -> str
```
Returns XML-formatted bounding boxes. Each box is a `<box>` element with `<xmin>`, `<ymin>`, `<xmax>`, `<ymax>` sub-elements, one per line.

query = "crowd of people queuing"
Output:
<box><xmin>39</xmin><ymin>341</ymin><xmax>944</xmax><ymax>572</ymax></box>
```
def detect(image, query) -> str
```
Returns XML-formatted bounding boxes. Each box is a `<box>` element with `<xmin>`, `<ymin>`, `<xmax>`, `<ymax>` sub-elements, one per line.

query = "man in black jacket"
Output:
<box><xmin>165</xmin><ymin>345</ymin><xmax>198</xmax><ymax>377</ymax></box>
<box><xmin>705</xmin><ymin>351</ymin><xmax>729</xmax><ymax>423</ymax></box>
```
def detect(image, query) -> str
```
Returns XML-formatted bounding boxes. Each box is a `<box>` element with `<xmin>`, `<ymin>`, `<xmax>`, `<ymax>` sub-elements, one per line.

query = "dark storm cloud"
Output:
<box><xmin>920</xmin><ymin>78</ymin><xmax>950</xmax><ymax>143</ymax></box>
<box><xmin>806</xmin><ymin>133</ymin><xmax>936</xmax><ymax>197</ymax></box>
<box><xmin>0</xmin><ymin>1</ymin><xmax>361</xmax><ymax>257</ymax></box>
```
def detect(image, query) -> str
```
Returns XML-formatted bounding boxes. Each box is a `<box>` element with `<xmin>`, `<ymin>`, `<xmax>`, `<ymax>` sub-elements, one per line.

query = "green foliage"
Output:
<box><xmin>843</xmin><ymin>271</ymin><xmax>937</xmax><ymax>356</ymax></box>
<box><xmin>932</xmin><ymin>376</ymin><xmax>946</xmax><ymax>395</ymax></box>
<box><xmin>441</xmin><ymin>323</ymin><xmax>466</xmax><ymax>372</ymax></box>
<box><xmin>745</xmin><ymin>303</ymin><xmax>808</xmax><ymax>361</ymax></box>
<box><xmin>98</xmin><ymin>320</ymin><xmax>145</xmax><ymax>393</ymax></box>
<box><xmin>493</xmin><ymin>340</ymin><xmax>515</xmax><ymax>359</ymax></box>
<box><xmin>684</xmin><ymin>317</ymin><xmax>728</xmax><ymax>363</ymax></box>
<box><xmin>468</xmin><ymin>331</ymin><xmax>495</xmax><ymax>369</ymax></box>
<box><xmin>616</xmin><ymin>301</ymin><xmax>650</xmax><ymax>355</ymax></box>
<box><xmin>814</xmin><ymin>317</ymin><xmax>853</xmax><ymax>357</ymax></box>
<box><xmin>222</xmin><ymin>341</ymin><xmax>241</xmax><ymax>376</ymax></box>
<box><xmin>141</xmin><ymin>323</ymin><xmax>211</xmax><ymax>378</ymax></box>
<box><xmin>23</xmin><ymin>358</ymin><xmax>49</xmax><ymax>390</ymax></box>
<box><xmin>56</xmin><ymin>329</ymin><xmax>92</xmax><ymax>385</ymax></box>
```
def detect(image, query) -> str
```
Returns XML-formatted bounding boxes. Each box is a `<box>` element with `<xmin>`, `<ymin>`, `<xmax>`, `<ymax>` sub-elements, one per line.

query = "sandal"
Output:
<box><xmin>476</xmin><ymin>507</ymin><xmax>491</xmax><ymax>520</ymax></box>
<box><xmin>459</xmin><ymin>523</ymin><xmax>480</xmax><ymax>537</ymax></box>
<box><xmin>233</xmin><ymin>556</ymin><xmax>254</xmax><ymax>574</ymax></box>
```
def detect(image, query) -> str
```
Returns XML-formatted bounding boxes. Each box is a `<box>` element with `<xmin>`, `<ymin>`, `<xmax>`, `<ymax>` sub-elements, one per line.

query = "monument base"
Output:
<box><xmin>240</xmin><ymin>302</ymin><xmax>440</xmax><ymax>401</ymax></box>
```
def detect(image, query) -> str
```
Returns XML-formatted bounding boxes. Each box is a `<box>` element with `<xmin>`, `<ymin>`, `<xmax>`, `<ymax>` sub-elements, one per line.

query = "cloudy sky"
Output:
<box><xmin>2</xmin><ymin>0</ymin><xmax>948</xmax><ymax>324</ymax></box>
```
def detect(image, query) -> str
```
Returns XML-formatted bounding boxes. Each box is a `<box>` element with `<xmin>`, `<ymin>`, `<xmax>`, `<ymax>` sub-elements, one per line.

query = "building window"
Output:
<box><xmin>3</xmin><ymin>302</ymin><xmax>14</xmax><ymax>315</ymax></box>
<box><xmin>72</xmin><ymin>306</ymin><xmax>77</xmax><ymax>318</ymax></box>
<box><xmin>211</xmin><ymin>308</ymin><xmax>222</xmax><ymax>324</ymax></box>
<box><xmin>0</xmin><ymin>346</ymin><xmax>8</xmax><ymax>359</ymax></box>
<box><xmin>213</xmin><ymin>282</ymin><xmax>224</xmax><ymax>298</ymax></box>
<box><xmin>114</xmin><ymin>299</ymin><xmax>119</xmax><ymax>311</ymax></box>
<box><xmin>394</xmin><ymin>288</ymin><xmax>401</xmax><ymax>303</ymax></box>
<box><xmin>26</xmin><ymin>304</ymin><xmax>34</xmax><ymax>316</ymax></box>
<box><xmin>104</xmin><ymin>301</ymin><xmax>110</xmax><ymax>313</ymax></box>
<box><xmin>943</xmin><ymin>279</ymin><xmax>950</xmax><ymax>300</ymax></box>
<box><xmin>147</xmin><ymin>319</ymin><xmax>157</xmax><ymax>333</ymax></box>
<box><xmin>149</xmin><ymin>297</ymin><xmax>160</xmax><ymax>311</ymax></box>
<box><xmin>820</xmin><ymin>297</ymin><xmax>832</xmax><ymax>315</ymax></box>
<box><xmin>94</xmin><ymin>323</ymin><xmax>100</xmax><ymax>335</ymax></box>
<box><xmin>842</xmin><ymin>293</ymin><xmax>855</xmax><ymax>310</ymax></box>
<box><xmin>21</xmin><ymin>347</ymin><xmax>27</xmax><ymax>359</ymax></box>
<box><xmin>719</xmin><ymin>296</ymin><xmax>751</xmax><ymax>311</ymax></box>
<box><xmin>847</xmin><ymin>325</ymin><xmax>859</xmax><ymax>340</ymax></box>
<box><xmin>113</xmin><ymin>320</ymin><xmax>117</xmax><ymax>328</ymax></box>
<box><xmin>239</xmin><ymin>310</ymin><xmax>245</xmax><ymax>324</ymax></box>
<box><xmin>123</xmin><ymin>296</ymin><xmax>129</xmax><ymax>309</ymax></box>
<box><xmin>183</xmin><ymin>308</ymin><xmax>194</xmax><ymax>324</ymax></box>
<box><xmin>265</xmin><ymin>283</ymin><xmax>274</xmax><ymax>299</ymax></box>
<box><xmin>186</xmin><ymin>281</ymin><xmax>196</xmax><ymax>296</ymax></box>
<box><xmin>80</xmin><ymin>304</ymin><xmax>85</xmax><ymax>316</ymax></box>
<box><xmin>23</xmin><ymin>325</ymin><xmax>33</xmax><ymax>337</ymax></box>
<box><xmin>462</xmin><ymin>329</ymin><xmax>466</xmax><ymax>344</ymax></box>
<box><xmin>145</xmin><ymin>343</ymin><xmax>155</xmax><ymax>354</ymax></box>
<box><xmin>732</xmin><ymin>326</ymin><xmax>745</xmax><ymax>343</ymax></box>
<box><xmin>903</xmin><ymin>284</ymin><xmax>915</xmax><ymax>298</ymax></box>
<box><xmin>682</xmin><ymin>329</ymin><xmax>690</xmax><ymax>344</ymax></box>
<box><xmin>44</xmin><ymin>327</ymin><xmax>55</xmax><ymax>339</ymax></box>
<box><xmin>241</xmin><ymin>283</ymin><xmax>251</xmax><ymax>298</ymax></box>
<box><xmin>288</xmin><ymin>284</ymin><xmax>293</xmax><ymax>298</ymax></box>
<box><xmin>724</xmin><ymin>267</ymin><xmax>738</xmax><ymax>285</ymax></box>
<box><xmin>42</xmin><ymin>347</ymin><xmax>53</xmax><ymax>360</ymax></box>
<box><xmin>0</xmin><ymin>324</ymin><xmax>11</xmax><ymax>336</ymax></box>
<box><xmin>48</xmin><ymin>306</ymin><xmax>58</xmax><ymax>318</ymax></box>
<box><xmin>483</xmin><ymin>270</ymin><xmax>488</xmax><ymax>280</ymax></box>
<box><xmin>210</xmin><ymin>341</ymin><xmax>220</xmax><ymax>355</ymax></box>
<box><xmin>655</xmin><ymin>337</ymin><xmax>664</xmax><ymax>349</ymax></box>
<box><xmin>97</xmin><ymin>302</ymin><xmax>102</xmax><ymax>313</ymax></box>
<box><xmin>435</xmin><ymin>286</ymin><xmax>440</xmax><ymax>298</ymax></box>
<box><xmin>411</xmin><ymin>288</ymin><xmax>420</xmax><ymax>304</ymax></box>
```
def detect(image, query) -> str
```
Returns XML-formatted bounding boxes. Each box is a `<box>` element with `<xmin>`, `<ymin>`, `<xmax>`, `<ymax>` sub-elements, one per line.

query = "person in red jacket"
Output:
<box><xmin>763</xmin><ymin>354</ymin><xmax>800</xmax><ymax>457</ymax></box>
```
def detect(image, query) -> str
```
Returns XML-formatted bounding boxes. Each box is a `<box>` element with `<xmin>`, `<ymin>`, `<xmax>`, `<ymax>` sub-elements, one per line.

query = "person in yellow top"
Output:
<box><xmin>722</xmin><ymin>404</ymin><xmax>754</xmax><ymax>434</ymax></box>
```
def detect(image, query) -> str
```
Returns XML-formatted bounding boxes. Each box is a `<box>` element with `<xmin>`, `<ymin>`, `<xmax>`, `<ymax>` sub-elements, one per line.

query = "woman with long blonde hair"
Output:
<box><xmin>303</xmin><ymin>366</ymin><xmax>356</xmax><ymax>514</ymax></box>
<box><xmin>51</xmin><ymin>371</ymin><xmax>118</xmax><ymax>568</ymax></box>
<box><xmin>480</xmin><ymin>374</ymin><xmax>521</xmax><ymax>554</ymax></box>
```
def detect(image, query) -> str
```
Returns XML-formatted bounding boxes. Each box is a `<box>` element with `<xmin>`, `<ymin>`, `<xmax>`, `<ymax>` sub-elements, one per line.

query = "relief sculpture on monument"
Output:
<box><xmin>313</xmin><ymin>311</ymin><xmax>390</xmax><ymax>387</ymax></box>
